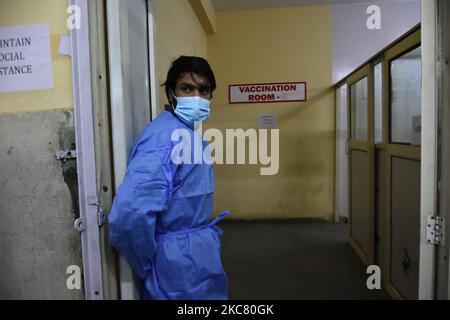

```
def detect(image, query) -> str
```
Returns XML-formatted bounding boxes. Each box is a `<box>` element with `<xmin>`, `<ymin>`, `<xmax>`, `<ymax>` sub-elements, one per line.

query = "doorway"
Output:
<box><xmin>105</xmin><ymin>0</ymin><xmax>157</xmax><ymax>299</ymax></box>
<box><xmin>344</xmin><ymin>28</ymin><xmax>423</xmax><ymax>299</ymax></box>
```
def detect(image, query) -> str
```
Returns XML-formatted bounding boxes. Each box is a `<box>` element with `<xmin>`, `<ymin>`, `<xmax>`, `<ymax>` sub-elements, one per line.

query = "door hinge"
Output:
<box><xmin>426</xmin><ymin>215</ymin><xmax>445</xmax><ymax>246</ymax></box>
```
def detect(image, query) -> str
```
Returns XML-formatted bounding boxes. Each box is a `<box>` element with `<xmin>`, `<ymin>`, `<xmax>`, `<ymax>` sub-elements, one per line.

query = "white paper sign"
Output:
<box><xmin>259</xmin><ymin>114</ymin><xmax>278</xmax><ymax>129</ymax></box>
<box><xmin>0</xmin><ymin>24</ymin><xmax>53</xmax><ymax>93</ymax></box>
<box><xmin>229</xmin><ymin>82</ymin><xmax>306</xmax><ymax>104</ymax></box>
<box><xmin>58</xmin><ymin>35</ymin><xmax>71</xmax><ymax>57</ymax></box>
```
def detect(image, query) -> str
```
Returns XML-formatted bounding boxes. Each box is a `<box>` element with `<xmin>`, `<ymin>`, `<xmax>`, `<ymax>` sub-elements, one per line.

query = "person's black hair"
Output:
<box><xmin>162</xmin><ymin>56</ymin><xmax>216</xmax><ymax>105</ymax></box>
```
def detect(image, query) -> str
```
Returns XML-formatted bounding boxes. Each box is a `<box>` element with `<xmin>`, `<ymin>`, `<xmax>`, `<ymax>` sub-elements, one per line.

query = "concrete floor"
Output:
<box><xmin>220</xmin><ymin>220</ymin><xmax>391</xmax><ymax>300</ymax></box>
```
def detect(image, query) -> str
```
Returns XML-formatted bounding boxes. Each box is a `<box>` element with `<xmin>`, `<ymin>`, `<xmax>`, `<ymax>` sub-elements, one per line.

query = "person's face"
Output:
<box><xmin>173</xmin><ymin>72</ymin><xmax>212</xmax><ymax>102</ymax></box>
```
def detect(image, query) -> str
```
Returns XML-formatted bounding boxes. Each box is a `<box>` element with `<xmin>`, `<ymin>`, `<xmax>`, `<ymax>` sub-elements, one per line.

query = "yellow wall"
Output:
<box><xmin>0</xmin><ymin>0</ymin><xmax>207</xmax><ymax>114</ymax></box>
<box><xmin>0</xmin><ymin>0</ymin><xmax>72</xmax><ymax>114</ymax></box>
<box><xmin>207</xmin><ymin>6</ymin><xmax>335</xmax><ymax>220</ymax></box>
<box><xmin>0</xmin><ymin>1</ymin><xmax>335</xmax><ymax>220</ymax></box>
<box><xmin>188</xmin><ymin>0</ymin><xmax>217</xmax><ymax>34</ymax></box>
<box><xmin>154</xmin><ymin>0</ymin><xmax>208</xmax><ymax>112</ymax></box>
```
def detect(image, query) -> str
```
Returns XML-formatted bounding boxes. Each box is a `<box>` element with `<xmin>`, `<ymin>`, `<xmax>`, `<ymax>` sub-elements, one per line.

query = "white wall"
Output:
<box><xmin>333</xmin><ymin>0</ymin><xmax>421</xmax><ymax>83</ymax></box>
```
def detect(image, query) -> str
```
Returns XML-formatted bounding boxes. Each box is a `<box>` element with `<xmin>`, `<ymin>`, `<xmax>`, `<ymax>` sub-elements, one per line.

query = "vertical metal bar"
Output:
<box><xmin>434</xmin><ymin>0</ymin><xmax>450</xmax><ymax>299</ymax></box>
<box><xmin>444</xmin><ymin>0</ymin><xmax>450</xmax><ymax>300</ymax></box>
<box><xmin>419</xmin><ymin>0</ymin><xmax>438</xmax><ymax>300</ymax></box>
<box><xmin>88</xmin><ymin>0</ymin><xmax>119</xmax><ymax>300</ymax></box>
<box><xmin>106</xmin><ymin>0</ymin><xmax>140</xmax><ymax>300</ymax></box>
<box><xmin>335</xmin><ymin>87</ymin><xmax>341</xmax><ymax>224</ymax></box>
<box><xmin>70</xmin><ymin>0</ymin><xmax>104</xmax><ymax>300</ymax></box>
<box><xmin>147</xmin><ymin>0</ymin><xmax>158</xmax><ymax>120</ymax></box>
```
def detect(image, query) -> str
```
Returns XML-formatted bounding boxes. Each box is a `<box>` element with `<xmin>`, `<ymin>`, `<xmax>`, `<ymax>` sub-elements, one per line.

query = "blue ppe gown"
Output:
<box><xmin>108</xmin><ymin>110</ymin><xmax>229</xmax><ymax>300</ymax></box>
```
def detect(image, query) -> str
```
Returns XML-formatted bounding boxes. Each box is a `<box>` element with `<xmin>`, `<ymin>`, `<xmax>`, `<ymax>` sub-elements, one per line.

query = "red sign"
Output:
<box><xmin>229</xmin><ymin>82</ymin><xmax>307</xmax><ymax>104</ymax></box>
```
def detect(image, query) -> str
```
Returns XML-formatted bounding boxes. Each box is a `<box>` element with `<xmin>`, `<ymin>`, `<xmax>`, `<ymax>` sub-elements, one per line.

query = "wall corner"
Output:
<box><xmin>188</xmin><ymin>0</ymin><xmax>216</xmax><ymax>35</ymax></box>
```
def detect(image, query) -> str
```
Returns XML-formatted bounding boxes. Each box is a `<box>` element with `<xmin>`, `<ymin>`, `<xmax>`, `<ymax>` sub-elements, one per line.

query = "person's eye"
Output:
<box><xmin>181</xmin><ymin>85</ymin><xmax>193</xmax><ymax>92</ymax></box>
<box><xmin>200</xmin><ymin>86</ymin><xmax>211</xmax><ymax>95</ymax></box>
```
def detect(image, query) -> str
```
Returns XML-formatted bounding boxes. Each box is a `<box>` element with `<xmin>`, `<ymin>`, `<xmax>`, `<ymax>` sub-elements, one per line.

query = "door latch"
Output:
<box><xmin>97</xmin><ymin>208</ymin><xmax>107</xmax><ymax>227</ymax></box>
<box><xmin>88</xmin><ymin>196</ymin><xmax>108</xmax><ymax>227</ymax></box>
<box><xmin>55</xmin><ymin>149</ymin><xmax>77</xmax><ymax>161</ymax></box>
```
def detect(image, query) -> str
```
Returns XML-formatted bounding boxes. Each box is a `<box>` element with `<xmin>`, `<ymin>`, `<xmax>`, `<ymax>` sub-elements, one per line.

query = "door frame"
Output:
<box><xmin>87</xmin><ymin>0</ymin><xmax>119</xmax><ymax>300</ymax></box>
<box><xmin>105</xmin><ymin>0</ymin><xmax>158</xmax><ymax>300</ymax></box>
<box><xmin>341</xmin><ymin>26</ymin><xmax>432</xmax><ymax>300</ymax></box>
<box><xmin>346</xmin><ymin>64</ymin><xmax>375</xmax><ymax>267</ymax></box>
<box><xmin>70</xmin><ymin>0</ymin><xmax>104</xmax><ymax>300</ymax></box>
<box><xmin>382</xmin><ymin>29</ymin><xmax>421</xmax><ymax>300</ymax></box>
<box><xmin>335</xmin><ymin>84</ymin><xmax>349</xmax><ymax>223</ymax></box>
<box><xmin>436</xmin><ymin>0</ymin><xmax>450</xmax><ymax>300</ymax></box>
<box><xmin>419</xmin><ymin>0</ymin><xmax>439</xmax><ymax>300</ymax></box>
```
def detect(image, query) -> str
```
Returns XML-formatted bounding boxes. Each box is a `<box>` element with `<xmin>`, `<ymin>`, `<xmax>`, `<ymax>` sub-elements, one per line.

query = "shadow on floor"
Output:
<box><xmin>220</xmin><ymin>220</ymin><xmax>391</xmax><ymax>300</ymax></box>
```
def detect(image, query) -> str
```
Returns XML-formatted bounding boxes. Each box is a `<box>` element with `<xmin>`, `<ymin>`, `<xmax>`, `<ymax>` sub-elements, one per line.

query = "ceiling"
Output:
<box><xmin>211</xmin><ymin>0</ymin><xmax>417</xmax><ymax>11</ymax></box>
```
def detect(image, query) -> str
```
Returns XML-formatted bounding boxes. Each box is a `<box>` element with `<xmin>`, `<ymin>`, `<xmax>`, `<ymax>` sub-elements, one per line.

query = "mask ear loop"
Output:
<box><xmin>169</xmin><ymin>91</ymin><xmax>177</xmax><ymax>111</ymax></box>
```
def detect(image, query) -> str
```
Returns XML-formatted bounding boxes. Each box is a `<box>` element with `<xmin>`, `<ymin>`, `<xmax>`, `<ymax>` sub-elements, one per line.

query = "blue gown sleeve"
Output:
<box><xmin>108</xmin><ymin>146</ymin><xmax>174</xmax><ymax>280</ymax></box>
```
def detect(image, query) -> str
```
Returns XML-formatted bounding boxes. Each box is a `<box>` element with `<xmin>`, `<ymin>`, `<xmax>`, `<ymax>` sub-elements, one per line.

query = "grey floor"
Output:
<box><xmin>220</xmin><ymin>220</ymin><xmax>391</xmax><ymax>300</ymax></box>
